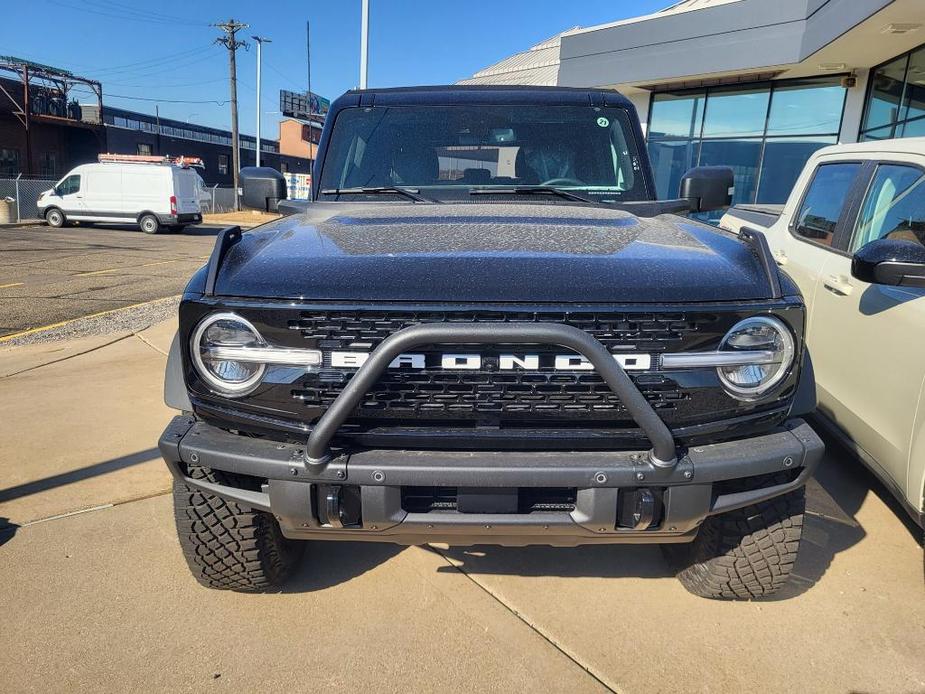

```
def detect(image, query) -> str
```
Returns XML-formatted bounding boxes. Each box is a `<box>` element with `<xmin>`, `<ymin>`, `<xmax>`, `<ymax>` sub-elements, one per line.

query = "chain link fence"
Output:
<box><xmin>0</xmin><ymin>176</ymin><xmax>240</xmax><ymax>221</ymax></box>
<box><xmin>0</xmin><ymin>176</ymin><xmax>57</xmax><ymax>222</ymax></box>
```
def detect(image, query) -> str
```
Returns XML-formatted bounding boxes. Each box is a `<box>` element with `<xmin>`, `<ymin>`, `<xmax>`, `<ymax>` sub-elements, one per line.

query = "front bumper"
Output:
<box><xmin>159</xmin><ymin>416</ymin><xmax>823</xmax><ymax>546</ymax></box>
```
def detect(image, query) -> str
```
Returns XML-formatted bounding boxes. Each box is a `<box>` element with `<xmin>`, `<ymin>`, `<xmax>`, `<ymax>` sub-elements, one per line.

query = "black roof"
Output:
<box><xmin>333</xmin><ymin>84</ymin><xmax>633</xmax><ymax>109</ymax></box>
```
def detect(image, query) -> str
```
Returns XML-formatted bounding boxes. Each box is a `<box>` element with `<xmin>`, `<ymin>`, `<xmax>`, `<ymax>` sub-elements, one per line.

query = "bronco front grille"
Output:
<box><xmin>279</xmin><ymin>308</ymin><xmax>724</xmax><ymax>424</ymax></box>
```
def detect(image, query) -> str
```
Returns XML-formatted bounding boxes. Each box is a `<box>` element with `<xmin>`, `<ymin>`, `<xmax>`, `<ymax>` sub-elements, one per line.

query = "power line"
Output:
<box><xmin>47</xmin><ymin>0</ymin><xmax>207</xmax><ymax>27</ymax></box>
<box><xmin>102</xmin><ymin>93</ymin><xmax>229</xmax><ymax>105</ymax></box>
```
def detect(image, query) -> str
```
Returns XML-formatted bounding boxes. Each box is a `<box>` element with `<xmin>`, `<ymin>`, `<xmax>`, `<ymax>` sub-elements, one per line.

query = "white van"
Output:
<box><xmin>37</xmin><ymin>161</ymin><xmax>203</xmax><ymax>233</ymax></box>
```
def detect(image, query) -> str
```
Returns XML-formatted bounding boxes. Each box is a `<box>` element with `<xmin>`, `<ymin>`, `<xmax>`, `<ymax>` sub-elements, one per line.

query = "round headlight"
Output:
<box><xmin>717</xmin><ymin>316</ymin><xmax>795</xmax><ymax>400</ymax></box>
<box><xmin>191</xmin><ymin>312</ymin><xmax>266</xmax><ymax>396</ymax></box>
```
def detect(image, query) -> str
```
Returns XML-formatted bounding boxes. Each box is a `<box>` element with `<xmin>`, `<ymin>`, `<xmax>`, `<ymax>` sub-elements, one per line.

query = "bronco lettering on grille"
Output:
<box><xmin>330</xmin><ymin>351</ymin><xmax>652</xmax><ymax>371</ymax></box>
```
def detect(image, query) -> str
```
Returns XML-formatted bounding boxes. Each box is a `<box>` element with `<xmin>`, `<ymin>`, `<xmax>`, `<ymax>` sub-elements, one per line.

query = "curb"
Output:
<box><xmin>0</xmin><ymin>219</ymin><xmax>43</xmax><ymax>228</ymax></box>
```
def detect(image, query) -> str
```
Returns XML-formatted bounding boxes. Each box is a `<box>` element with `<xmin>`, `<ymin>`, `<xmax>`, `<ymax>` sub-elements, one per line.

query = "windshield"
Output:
<box><xmin>318</xmin><ymin>105</ymin><xmax>649</xmax><ymax>202</ymax></box>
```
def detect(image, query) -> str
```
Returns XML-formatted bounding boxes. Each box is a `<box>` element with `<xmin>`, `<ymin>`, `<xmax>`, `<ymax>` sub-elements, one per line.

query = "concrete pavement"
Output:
<box><xmin>1</xmin><ymin>318</ymin><xmax>924</xmax><ymax>693</ymax></box>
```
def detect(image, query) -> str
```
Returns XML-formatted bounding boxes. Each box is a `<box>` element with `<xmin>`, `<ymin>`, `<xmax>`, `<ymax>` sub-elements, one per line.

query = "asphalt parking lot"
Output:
<box><xmin>1</xmin><ymin>316</ymin><xmax>924</xmax><ymax>692</ymax></box>
<box><xmin>0</xmin><ymin>223</ymin><xmax>220</xmax><ymax>338</ymax></box>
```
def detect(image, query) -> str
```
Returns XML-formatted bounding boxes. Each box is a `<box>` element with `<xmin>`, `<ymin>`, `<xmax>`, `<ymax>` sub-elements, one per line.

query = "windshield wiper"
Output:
<box><xmin>320</xmin><ymin>186</ymin><xmax>428</xmax><ymax>202</ymax></box>
<box><xmin>469</xmin><ymin>186</ymin><xmax>597</xmax><ymax>204</ymax></box>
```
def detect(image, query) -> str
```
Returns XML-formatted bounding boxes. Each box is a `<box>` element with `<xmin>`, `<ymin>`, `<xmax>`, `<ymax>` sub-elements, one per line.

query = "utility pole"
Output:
<box><xmin>214</xmin><ymin>18</ymin><xmax>249</xmax><ymax>210</ymax></box>
<box><xmin>306</xmin><ymin>20</ymin><xmax>312</xmax><ymax>113</ymax></box>
<box><xmin>252</xmin><ymin>35</ymin><xmax>271</xmax><ymax>168</ymax></box>
<box><xmin>359</xmin><ymin>0</ymin><xmax>369</xmax><ymax>89</ymax></box>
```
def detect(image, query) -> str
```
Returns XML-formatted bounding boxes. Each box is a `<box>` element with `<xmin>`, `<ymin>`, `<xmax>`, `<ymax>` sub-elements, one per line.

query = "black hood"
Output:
<box><xmin>212</xmin><ymin>202</ymin><xmax>773</xmax><ymax>303</ymax></box>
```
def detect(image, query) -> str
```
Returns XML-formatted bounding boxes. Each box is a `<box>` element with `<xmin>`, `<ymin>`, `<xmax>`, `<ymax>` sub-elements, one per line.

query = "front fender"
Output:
<box><xmin>164</xmin><ymin>331</ymin><xmax>193</xmax><ymax>412</ymax></box>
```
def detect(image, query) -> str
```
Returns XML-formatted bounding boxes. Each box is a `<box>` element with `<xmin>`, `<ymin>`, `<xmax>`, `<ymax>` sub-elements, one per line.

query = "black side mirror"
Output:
<box><xmin>239</xmin><ymin>166</ymin><xmax>287</xmax><ymax>212</ymax></box>
<box><xmin>680</xmin><ymin>166</ymin><xmax>734</xmax><ymax>213</ymax></box>
<box><xmin>851</xmin><ymin>238</ymin><xmax>925</xmax><ymax>288</ymax></box>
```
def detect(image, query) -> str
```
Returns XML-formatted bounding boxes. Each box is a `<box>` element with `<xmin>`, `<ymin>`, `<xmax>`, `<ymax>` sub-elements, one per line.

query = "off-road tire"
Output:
<box><xmin>45</xmin><ymin>208</ymin><xmax>65</xmax><ymax>228</ymax></box>
<box><xmin>173</xmin><ymin>465</ymin><xmax>304</xmax><ymax>592</ymax></box>
<box><xmin>664</xmin><ymin>486</ymin><xmax>805</xmax><ymax>600</ymax></box>
<box><xmin>139</xmin><ymin>214</ymin><xmax>160</xmax><ymax>234</ymax></box>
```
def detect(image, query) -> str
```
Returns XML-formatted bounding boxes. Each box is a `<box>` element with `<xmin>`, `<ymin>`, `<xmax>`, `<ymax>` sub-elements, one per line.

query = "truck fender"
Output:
<box><xmin>790</xmin><ymin>348</ymin><xmax>817</xmax><ymax>418</ymax></box>
<box><xmin>164</xmin><ymin>331</ymin><xmax>193</xmax><ymax>412</ymax></box>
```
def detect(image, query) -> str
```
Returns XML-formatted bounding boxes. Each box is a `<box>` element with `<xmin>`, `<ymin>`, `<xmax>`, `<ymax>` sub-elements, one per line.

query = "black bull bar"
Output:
<box><xmin>304</xmin><ymin>323</ymin><xmax>679</xmax><ymax>467</ymax></box>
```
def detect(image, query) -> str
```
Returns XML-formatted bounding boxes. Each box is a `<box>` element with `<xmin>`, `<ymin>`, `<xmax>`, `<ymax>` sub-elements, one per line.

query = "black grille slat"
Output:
<box><xmin>288</xmin><ymin>309</ymin><xmax>713</xmax><ymax>352</ymax></box>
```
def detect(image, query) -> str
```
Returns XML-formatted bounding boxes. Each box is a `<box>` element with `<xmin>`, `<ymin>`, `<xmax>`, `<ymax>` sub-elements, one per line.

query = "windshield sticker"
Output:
<box><xmin>596</xmin><ymin>117</ymin><xmax>610</xmax><ymax>128</ymax></box>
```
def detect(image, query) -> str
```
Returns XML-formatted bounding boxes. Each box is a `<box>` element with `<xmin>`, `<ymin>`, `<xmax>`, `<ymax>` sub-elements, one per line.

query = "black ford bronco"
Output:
<box><xmin>159</xmin><ymin>86</ymin><xmax>823</xmax><ymax>600</ymax></box>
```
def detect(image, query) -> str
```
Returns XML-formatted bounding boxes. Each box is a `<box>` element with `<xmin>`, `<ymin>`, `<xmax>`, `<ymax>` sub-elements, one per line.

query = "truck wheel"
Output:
<box><xmin>663</xmin><ymin>486</ymin><xmax>805</xmax><ymax>600</ymax></box>
<box><xmin>45</xmin><ymin>208</ymin><xmax>65</xmax><ymax>228</ymax></box>
<box><xmin>139</xmin><ymin>214</ymin><xmax>160</xmax><ymax>234</ymax></box>
<box><xmin>172</xmin><ymin>465</ymin><xmax>304</xmax><ymax>592</ymax></box>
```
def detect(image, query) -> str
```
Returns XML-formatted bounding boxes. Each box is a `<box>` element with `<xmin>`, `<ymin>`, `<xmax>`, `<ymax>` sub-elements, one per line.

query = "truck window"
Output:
<box><xmin>793</xmin><ymin>163</ymin><xmax>860</xmax><ymax>247</ymax></box>
<box><xmin>319</xmin><ymin>105</ymin><xmax>648</xmax><ymax>202</ymax></box>
<box><xmin>851</xmin><ymin>164</ymin><xmax>925</xmax><ymax>252</ymax></box>
<box><xmin>57</xmin><ymin>174</ymin><xmax>81</xmax><ymax>196</ymax></box>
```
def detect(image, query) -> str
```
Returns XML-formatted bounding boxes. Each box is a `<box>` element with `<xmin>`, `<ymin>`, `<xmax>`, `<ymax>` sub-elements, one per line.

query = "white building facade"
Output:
<box><xmin>461</xmin><ymin>0</ymin><xmax>925</xmax><ymax>207</ymax></box>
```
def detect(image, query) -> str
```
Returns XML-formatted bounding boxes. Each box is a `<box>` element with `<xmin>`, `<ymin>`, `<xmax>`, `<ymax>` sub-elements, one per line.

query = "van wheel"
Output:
<box><xmin>45</xmin><ymin>208</ymin><xmax>65</xmax><ymax>228</ymax></box>
<box><xmin>139</xmin><ymin>214</ymin><xmax>160</xmax><ymax>234</ymax></box>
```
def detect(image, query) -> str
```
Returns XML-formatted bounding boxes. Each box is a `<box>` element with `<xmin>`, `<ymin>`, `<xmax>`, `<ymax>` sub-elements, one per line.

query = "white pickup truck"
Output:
<box><xmin>720</xmin><ymin>138</ymin><xmax>925</xmax><ymax>538</ymax></box>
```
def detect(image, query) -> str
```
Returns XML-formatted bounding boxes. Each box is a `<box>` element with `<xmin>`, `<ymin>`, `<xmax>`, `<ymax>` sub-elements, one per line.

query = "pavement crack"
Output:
<box><xmin>134</xmin><ymin>331</ymin><xmax>169</xmax><ymax>356</ymax></box>
<box><xmin>21</xmin><ymin>489</ymin><xmax>171</xmax><ymax>527</ymax></box>
<box><xmin>1</xmin><ymin>333</ymin><xmax>133</xmax><ymax>378</ymax></box>
<box><xmin>426</xmin><ymin>544</ymin><xmax>623</xmax><ymax>694</ymax></box>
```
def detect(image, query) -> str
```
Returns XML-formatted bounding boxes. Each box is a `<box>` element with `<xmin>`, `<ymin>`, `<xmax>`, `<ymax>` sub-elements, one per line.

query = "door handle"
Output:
<box><xmin>773</xmin><ymin>249</ymin><xmax>788</xmax><ymax>266</ymax></box>
<box><xmin>823</xmin><ymin>274</ymin><xmax>853</xmax><ymax>296</ymax></box>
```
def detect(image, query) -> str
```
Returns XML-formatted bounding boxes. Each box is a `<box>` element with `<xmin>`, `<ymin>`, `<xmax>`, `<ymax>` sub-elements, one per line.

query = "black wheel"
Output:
<box><xmin>663</xmin><ymin>486</ymin><xmax>805</xmax><ymax>600</ymax></box>
<box><xmin>139</xmin><ymin>214</ymin><xmax>160</xmax><ymax>234</ymax></box>
<box><xmin>173</xmin><ymin>466</ymin><xmax>304</xmax><ymax>592</ymax></box>
<box><xmin>45</xmin><ymin>208</ymin><xmax>65</xmax><ymax>228</ymax></box>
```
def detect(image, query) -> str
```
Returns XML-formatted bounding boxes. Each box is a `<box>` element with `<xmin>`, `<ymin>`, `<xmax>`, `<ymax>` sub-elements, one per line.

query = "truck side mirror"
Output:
<box><xmin>680</xmin><ymin>166</ymin><xmax>734</xmax><ymax>213</ymax></box>
<box><xmin>240</xmin><ymin>166</ymin><xmax>287</xmax><ymax>213</ymax></box>
<box><xmin>851</xmin><ymin>238</ymin><xmax>925</xmax><ymax>288</ymax></box>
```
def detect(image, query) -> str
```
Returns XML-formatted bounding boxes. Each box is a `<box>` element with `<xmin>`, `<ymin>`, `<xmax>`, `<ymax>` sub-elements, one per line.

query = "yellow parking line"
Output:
<box><xmin>76</xmin><ymin>268</ymin><xmax>119</xmax><ymax>277</ymax></box>
<box><xmin>0</xmin><ymin>282</ymin><xmax>24</xmax><ymax>289</ymax></box>
<box><xmin>0</xmin><ymin>295</ymin><xmax>181</xmax><ymax>343</ymax></box>
<box><xmin>139</xmin><ymin>260</ymin><xmax>178</xmax><ymax>268</ymax></box>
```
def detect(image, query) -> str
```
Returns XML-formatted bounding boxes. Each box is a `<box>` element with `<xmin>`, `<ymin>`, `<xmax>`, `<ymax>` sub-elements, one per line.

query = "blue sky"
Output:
<box><xmin>2</xmin><ymin>0</ymin><xmax>667</xmax><ymax>137</ymax></box>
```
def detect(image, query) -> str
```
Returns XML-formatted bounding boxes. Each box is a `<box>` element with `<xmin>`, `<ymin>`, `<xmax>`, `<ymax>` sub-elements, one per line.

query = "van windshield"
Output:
<box><xmin>318</xmin><ymin>105</ymin><xmax>649</xmax><ymax>202</ymax></box>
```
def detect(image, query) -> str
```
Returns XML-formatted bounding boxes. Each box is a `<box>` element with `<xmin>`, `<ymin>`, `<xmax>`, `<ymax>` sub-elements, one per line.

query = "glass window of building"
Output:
<box><xmin>647</xmin><ymin>78</ymin><xmax>846</xmax><ymax>209</ymax></box>
<box><xmin>862</xmin><ymin>43</ymin><xmax>925</xmax><ymax>140</ymax></box>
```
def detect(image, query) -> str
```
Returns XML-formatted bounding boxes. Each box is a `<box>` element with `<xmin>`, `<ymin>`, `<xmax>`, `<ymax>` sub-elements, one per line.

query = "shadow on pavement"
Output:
<box><xmin>432</xmin><ymin>442</ymin><xmax>898</xmax><ymax>600</ymax></box>
<box><xmin>284</xmin><ymin>541</ymin><xmax>403</xmax><ymax>592</ymax></box>
<box><xmin>0</xmin><ymin>448</ymin><xmax>161</xmax><ymax>503</ymax></box>
<box><xmin>0</xmin><ymin>517</ymin><xmax>17</xmax><ymax>547</ymax></box>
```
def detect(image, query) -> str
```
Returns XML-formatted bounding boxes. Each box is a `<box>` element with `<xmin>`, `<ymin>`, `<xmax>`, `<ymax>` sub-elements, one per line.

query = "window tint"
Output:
<box><xmin>852</xmin><ymin>164</ymin><xmax>925</xmax><ymax>252</ymax></box>
<box><xmin>57</xmin><ymin>174</ymin><xmax>81</xmax><ymax>196</ymax></box>
<box><xmin>701</xmin><ymin>87</ymin><xmax>770</xmax><ymax>138</ymax></box>
<box><xmin>794</xmin><ymin>163</ymin><xmax>860</xmax><ymax>246</ymax></box>
<box><xmin>319</xmin><ymin>105</ymin><xmax>648</xmax><ymax>201</ymax></box>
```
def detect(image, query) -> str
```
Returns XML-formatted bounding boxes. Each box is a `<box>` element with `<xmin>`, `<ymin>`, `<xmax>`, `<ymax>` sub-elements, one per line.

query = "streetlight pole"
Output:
<box><xmin>252</xmin><ymin>35</ymin><xmax>271</xmax><ymax>168</ymax></box>
<box><xmin>359</xmin><ymin>0</ymin><xmax>369</xmax><ymax>89</ymax></box>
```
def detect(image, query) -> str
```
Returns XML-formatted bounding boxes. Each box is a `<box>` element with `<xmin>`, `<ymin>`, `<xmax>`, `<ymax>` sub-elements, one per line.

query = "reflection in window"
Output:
<box><xmin>647</xmin><ymin>78</ymin><xmax>846</xmax><ymax>209</ymax></box>
<box><xmin>766</xmin><ymin>83</ymin><xmax>845</xmax><ymax>136</ymax></box>
<box><xmin>756</xmin><ymin>137</ymin><xmax>836</xmax><ymax>203</ymax></box>
<box><xmin>862</xmin><ymin>44</ymin><xmax>925</xmax><ymax>140</ymax></box>
<box><xmin>698</xmin><ymin>139</ymin><xmax>762</xmax><ymax>206</ymax></box>
<box><xmin>647</xmin><ymin>139</ymin><xmax>698</xmax><ymax>201</ymax></box>
<box><xmin>852</xmin><ymin>164</ymin><xmax>925</xmax><ymax>251</ymax></box>
<box><xmin>794</xmin><ymin>163</ymin><xmax>860</xmax><ymax>246</ymax></box>
<box><xmin>701</xmin><ymin>87</ymin><xmax>770</xmax><ymax>138</ymax></box>
<box><xmin>648</xmin><ymin>91</ymin><xmax>705</xmax><ymax>138</ymax></box>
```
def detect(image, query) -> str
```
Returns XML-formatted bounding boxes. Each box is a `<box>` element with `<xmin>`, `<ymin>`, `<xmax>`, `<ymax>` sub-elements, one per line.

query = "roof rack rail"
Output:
<box><xmin>97</xmin><ymin>153</ymin><xmax>205</xmax><ymax>169</ymax></box>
